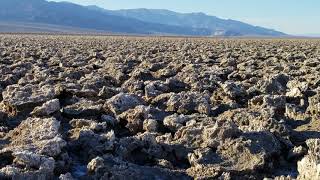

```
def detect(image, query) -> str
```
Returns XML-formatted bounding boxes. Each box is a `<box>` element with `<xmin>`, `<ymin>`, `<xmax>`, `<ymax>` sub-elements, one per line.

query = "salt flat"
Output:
<box><xmin>0</xmin><ymin>34</ymin><xmax>319</xmax><ymax>179</ymax></box>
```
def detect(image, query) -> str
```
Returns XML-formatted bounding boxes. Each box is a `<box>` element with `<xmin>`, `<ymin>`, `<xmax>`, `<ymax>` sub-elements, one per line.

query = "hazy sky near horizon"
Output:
<box><xmin>52</xmin><ymin>0</ymin><xmax>320</xmax><ymax>35</ymax></box>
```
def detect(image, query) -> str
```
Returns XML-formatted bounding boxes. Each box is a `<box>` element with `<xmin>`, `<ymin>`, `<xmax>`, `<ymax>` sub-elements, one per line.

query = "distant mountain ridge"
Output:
<box><xmin>0</xmin><ymin>0</ymin><xmax>287</xmax><ymax>36</ymax></box>
<box><xmin>0</xmin><ymin>0</ymin><xmax>209</xmax><ymax>35</ymax></box>
<box><xmin>104</xmin><ymin>8</ymin><xmax>285</xmax><ymax>36</ymax></box>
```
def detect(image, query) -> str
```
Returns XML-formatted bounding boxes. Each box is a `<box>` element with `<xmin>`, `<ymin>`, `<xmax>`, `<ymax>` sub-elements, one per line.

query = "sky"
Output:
<box><xmin>52</xmin><ymin>0</ymin><xmax>320</xmax><ymax>35</ymax></box>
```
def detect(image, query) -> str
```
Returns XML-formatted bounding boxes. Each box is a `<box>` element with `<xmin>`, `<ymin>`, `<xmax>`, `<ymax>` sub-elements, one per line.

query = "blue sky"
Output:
<box><xmin>52</xmin><ymin>0</ymin><xmax>320</xmax><ymax>35</ymax></box>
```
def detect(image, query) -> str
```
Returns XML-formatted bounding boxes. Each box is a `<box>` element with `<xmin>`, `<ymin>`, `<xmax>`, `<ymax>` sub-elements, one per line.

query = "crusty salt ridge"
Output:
<box><xmin>0</xmin><ymin>34</ymin><xmax>319</xmax><ymax>179</ymax></box>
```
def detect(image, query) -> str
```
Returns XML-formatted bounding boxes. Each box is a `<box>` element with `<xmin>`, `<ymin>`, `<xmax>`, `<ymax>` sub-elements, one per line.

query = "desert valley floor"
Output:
<box><xmin>0</xmin><ymin>34</ymin><xmax>319</xmax><ymax>180</ymax></box>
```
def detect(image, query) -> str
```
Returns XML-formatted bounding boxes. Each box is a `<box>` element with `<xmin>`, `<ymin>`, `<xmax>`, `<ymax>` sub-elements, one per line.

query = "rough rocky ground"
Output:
<box><xmin>0</xmin><ymin>34</ymin><xmax>319</xmax><ymax>180</ymax></box>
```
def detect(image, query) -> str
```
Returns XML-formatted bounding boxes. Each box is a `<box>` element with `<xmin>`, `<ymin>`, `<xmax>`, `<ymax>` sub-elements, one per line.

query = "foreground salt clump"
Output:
<box><xmin>3</xmin><ymin>117</ymin><xmax>66</xmax><ymax>156</ymax></box>
<box><xmin>0</xmin><ymin>35</ymin><xmax>319</xmax><ymax>179</ymax></box>
<box><xmin>297</xmin><ymin>139</ymin><xmax>320</xmax><ymax>180</ymax></box>
<box><xmin>0</xmin><ymin>117</ymin><xmax>66</xmax><ymax>179</ymax></box>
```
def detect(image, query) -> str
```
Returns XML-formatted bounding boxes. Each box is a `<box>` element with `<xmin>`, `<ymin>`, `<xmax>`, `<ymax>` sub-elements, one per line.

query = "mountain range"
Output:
<box><xmin>0</xmin><ymin>0</ymin><xmax>287</xmax><ymax>36</ymax></box>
